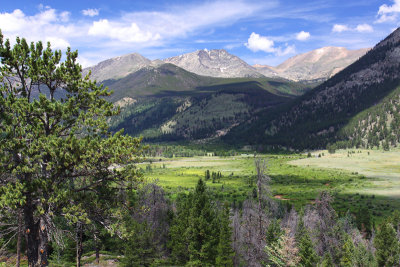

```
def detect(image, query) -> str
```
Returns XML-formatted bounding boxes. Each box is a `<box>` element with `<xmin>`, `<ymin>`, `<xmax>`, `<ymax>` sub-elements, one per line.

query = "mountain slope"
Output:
<box><xmin>102</xmin><ymin>63</ymin><xmax>218</xmax><ymax>101</ymax></box>
<box><xmin>254</xmin><ymin>47</ymin><xmax>369</xmax><ymax>82</ymax></box>
<box><xmin>102</xmin><ymin>63</ymin><xmax>309</xmax><ymax>102</ymax></box>
<box><xmin>163</xmin><ymin>49</ymin><xmax>263</xmax><ymax>78</ymax></box>
<box><xmin>83</xmin><ymin>53</ymin><xmax>160</xmax><ymax>82</ymax></box>
<box><xmin>226</xmin><ymin>28</ymin><xmax>400</xmax><ymax>149</ymax></box>
<box><xmin>103</xmin><ymin>63</ymin><xmax>308</xmax><ymax>141</ymax></box>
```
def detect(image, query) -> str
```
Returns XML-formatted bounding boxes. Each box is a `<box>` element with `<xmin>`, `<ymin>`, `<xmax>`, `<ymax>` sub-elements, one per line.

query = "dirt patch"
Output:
<box><xmin>274</xmin><ymin>195</ymin><xmax>291</xmax><ymax>200</ymax></box>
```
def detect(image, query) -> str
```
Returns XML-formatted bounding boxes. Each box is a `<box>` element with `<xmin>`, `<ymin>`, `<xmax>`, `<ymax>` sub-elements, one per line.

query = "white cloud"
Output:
<box><xmin>88</xmin><ymin>19</ymin><xmax>161</xmax><ymax>43</ymax></box>
<box><xmin>86</xmin><ymin>1</ymin><xmax>264</xmax><ymax>45</ymax></box>
<box><xmin>245</xmin><ymin>32</ymin><xmax>296</xmax><ymax>56</ymax></box>
<box><xmin>377</xmin><ymin>0</ymin><xmax>400</xmax><ymax>23</ymax></box>
<box><xmin>332</xmin><ymin>23</ymin><xmax>373</xmax><ymax>33</ymax></box>
<box><xmin>245</xmin><ymin>32</ymin><xmax>275</xmax><ymax>53</ymax></box>
<box><xmin>118</xmin><ymin>1</ymin><xmax>261</xmax><ymax>41</ymax></box>
<box><xmin>0</xmin><ymin>9</ymin><xmax>25</xmax><ymax>32</ymax></box>
<box><xmin>276</xmin><ymin>44</ymin><xmax>296</xmax><ymax>56</ymax></box>
<box><xmin>0</xmin><ymin>2</ymin><xmax>273</xmax><ymax>65</ymax></box>
<box><xmin>224</xmin><ymin>43</ymin><xmax>242</xmax><ymax>50</ymax></box>
<box><xmin>82</xmin><ymin>9</ymin><xmax>99</xmax><ymax>17</ymax></box>
<box><xmin>45</xmin><ymin>37</ymin><xmax>70</xmax><ymax>49</ymax></box>
<box><xmin>332</xmin><ymin>24</ymin><xmax>350</xmax><ymax>33</ymax></box>
<box><xmin>296</xmin><ymin>31</ymin><xmax>310</xmax><ymax>41</ymax></box>
<box><xmin>355</xmin><ymin>24</ymin><xmax>373</xmax><ymax>32</ymax></box>
<box><xmin>60</xmin><ymin>11</ymin><xmax>70</xmax><ymax>22</ymax></box>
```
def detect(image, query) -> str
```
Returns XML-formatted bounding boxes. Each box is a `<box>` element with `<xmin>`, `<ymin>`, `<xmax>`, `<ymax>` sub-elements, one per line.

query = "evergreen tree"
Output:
<box><xmin>122</xmin><ymin>222</ymin><xmax>157</xmax><ymax>267</ymax></box>
<box><xmin>216</xmin><ymin>203</ymin><xmax>234</xmax><ymax>267</ymax></box>
<box><xmin>374</xmin><ymin>222</ymin><xmax>400</xmax><ymax>267</ymax></box>
<box><xmin>266</xmin><ymin>219</ymin><xmax>283</xmax><ymax>244</ymax></box>
<box><xmin>353</xmin><ymin>242</ymin><xmax>376</xmax><ymax>267</ymax></box>
<box><xmin>390</xmin><ymin>210</ymin><xmax>400</xmax><ymax>231</ymax></box>
<box><xmin>356</xmin><ymin>206</ymin><xmax>372</xmax><ymax>237</ymax></box>
<box><xmin>168</xmin><ymin>193</ymin><xmax>191</xmax><ymax>264</ymax></box>
<box><xmin>298</xmin><ymin>232</ymin><xmax>319</xmax><ymax>267</ymax></box>
<box><xmin>265</xmin><ymin>228</ymin><xmax>300</xmax><ymax>267</ymax></box>
<box><xmin>205</xmin><ymin>170</ymin><xmax>210</xmax><ymax>181</ymax></box>
<box><xmin>340</xmin><ymin>234</ymin><xmax>355</xmax><ymax>267</ymax></box>
<box><xmin>187</xmin><ymin>179</ymin><xmax>219</xmax><ymax>266</ymax></box>
<box><xmin>0</xmin><ymin>31</ymin><xmax>142</xmax><ymax>265</ymax></box>
<box><xmin>321</xmin><ymin>253</ymin><xmax>334</xmax><ymax>267</ymax></box>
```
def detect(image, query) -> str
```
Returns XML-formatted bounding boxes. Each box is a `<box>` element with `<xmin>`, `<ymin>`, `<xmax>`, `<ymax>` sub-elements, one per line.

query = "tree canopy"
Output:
<box><xmin>0</xmin><ymin>30</ymin><xmax>143</xmax><ymax>266</ymax></box>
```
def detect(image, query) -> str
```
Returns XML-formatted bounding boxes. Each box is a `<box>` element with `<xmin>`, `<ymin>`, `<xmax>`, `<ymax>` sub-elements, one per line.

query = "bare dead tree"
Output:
<box><xmin>282</xmin><ymin>208</ymin><xmax>299</xmax><ymax>238</ymax></box>
<box><xmin>133</xmin><ymin>181</ymin><xmax>171</xmax><ymax>255</ymax></box>
<box><xmin>303</xmin><ymin>191</ymin><xmax>346</xmax><ymax>264</ymax></box>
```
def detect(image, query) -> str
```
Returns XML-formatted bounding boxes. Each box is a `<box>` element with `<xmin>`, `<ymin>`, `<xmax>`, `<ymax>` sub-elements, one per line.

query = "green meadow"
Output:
<box><xmin>291</xmin><ymin>149</ymin><xmax>400</xmax><ymax>197</ymax></box>
<box><xmin>140</xmin><ymin>151</ymin><xmax>400</xmax><ymax>219</ymax></box>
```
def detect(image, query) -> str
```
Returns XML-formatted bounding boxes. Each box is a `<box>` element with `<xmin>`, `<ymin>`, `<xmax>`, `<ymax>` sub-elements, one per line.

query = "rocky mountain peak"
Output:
<box><xmin>254</xmin><ymin>46</ymin><xmax>370</xmax><ymax>82</ymax></box>
<box><xmin>83</xmin><ymin>53</ymin><xmax>154</xmax><ymax>82</ymax></box>
<box><xmin>163</xmin><ymin>49</ymin><xmax>262</xmax><ymax>78</ymax></box>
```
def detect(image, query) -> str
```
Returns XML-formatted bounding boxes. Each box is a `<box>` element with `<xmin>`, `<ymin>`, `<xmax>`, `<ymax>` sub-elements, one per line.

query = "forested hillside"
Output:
<box><xmin>105</xmin><ymin>64</ymin><xmax>308</xmax><ymax>141</ymax></box>
<box><xmin>226</xmin><ymin>28</ymin><xmax>400</xmax><ymax>149</ymax></box>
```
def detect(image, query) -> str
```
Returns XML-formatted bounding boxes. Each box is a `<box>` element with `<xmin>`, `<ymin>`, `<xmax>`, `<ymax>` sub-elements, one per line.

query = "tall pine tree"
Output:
<box><xmin>0</xmin><ymin>31</ymin><xmax>143</xmax><ymax>266</ymax></box>
<box><xmin>374</xmin><ymin>222</ymin><xmax>400</xmax><ymax>267</ymax></box>
<box><xmin>187</xmin><ymin>179</ymin><xmax>219</xmax><ymax>266</ymax></box>
<box><xmin>216</xmin><ymin>203</ymin><xmax>235</xmax><ymax>267</ymax></box>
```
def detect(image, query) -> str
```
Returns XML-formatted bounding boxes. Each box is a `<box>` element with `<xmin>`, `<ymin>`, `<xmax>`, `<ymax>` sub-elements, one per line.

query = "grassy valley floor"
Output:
<box><xmin>291</xmin><ymin>149</ymin><xmax>400</xmax><ymax>197</ymax></box>
<box><xmin>141</xmin><ymin>150</ymin><xmax>400</xmax><ymax>221</ymax></box>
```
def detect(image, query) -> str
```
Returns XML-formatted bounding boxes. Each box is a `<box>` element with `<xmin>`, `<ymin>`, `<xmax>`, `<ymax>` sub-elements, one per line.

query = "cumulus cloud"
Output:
<box><xmin>0</xmin><ymin>8</ymin><xmax>78</xmax><ymax>49</ymax></box>
<box><xmin>376</xmin><ymin>0</ymin><xmax>400</xmax><ymax>23</ymax></box>
<box><xmin>332</xmin><ymin>24</ymin><xmax>350</xmax><ymax>33</ymax></box>
<box><xmin>332</xmin><ymin>23</ymin><xmax>373</xmax><ymax>33</ymax></box>
<box><xmin>0</xmin><ymin>1</ymin><xmax>271</xmax><ymax>65</ymax></box>
<box><xmin>45</xmin><ymin>37</ymin><xmax>70</xmax><ymax>49</ymax></box>
<box><xmin>296</xmin><ymin>31</ymin><xmax>310</xmax><ymax>41</ymax></box>
<box><xmin>82</xmin><ymin>8</ymin><xmax>99</xmax><ymax>17</ymax></box>
<box><xmin>88</xmin><ymin>19</ymin><xmax>161</xmax><ymax>43</ymax></box>
<box><xmin>245</xmin><ymin>32</ymin><xmax>275</xmax><ymax>53</ymax></box>
<box><xmin>355</xmin><ymin>24</ymin><xmax>373</xmax><ymax>32</ymax></box>
<box><xmin>245</xmin><ymin>32</ymin><xmax>295</xmax><ymax>56</ymax></box>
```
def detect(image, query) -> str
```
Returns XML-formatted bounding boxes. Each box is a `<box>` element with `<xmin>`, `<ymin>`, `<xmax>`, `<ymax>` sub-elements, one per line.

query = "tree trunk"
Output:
<box><xmin>17</xmin><ymin>210</ymin><xmax>22</xmax><ymax>267</ymax></box>
<box><xmin>94</xmin><ymin>230</ymin><xmax>100</xmax><ymax>264</ymax></box>
<box><xmin>38</xmin><ymin>217</ymin><xmax>49</xmax><ymax>266</ymax></box>
<box><xmin>76</xmin><ymin>223</ymin><xmax>83</xmax><ymax>267</ymax></box>
<box><xmin>24</xmin><ymin>197</ymin><xmax>39</xmax><ymax>267</ymax></box>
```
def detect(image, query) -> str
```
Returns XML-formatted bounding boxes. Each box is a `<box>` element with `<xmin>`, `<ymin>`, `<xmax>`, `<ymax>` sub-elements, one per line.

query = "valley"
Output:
<box><xmin>141</xmin><ymin>149</ymin><xmax>400</xmax><ymax>220</ymax></box>
<box><xmin>1</xmin><ymin>3</ymin><xmax>400</xmax><ymax>264</ymax></box>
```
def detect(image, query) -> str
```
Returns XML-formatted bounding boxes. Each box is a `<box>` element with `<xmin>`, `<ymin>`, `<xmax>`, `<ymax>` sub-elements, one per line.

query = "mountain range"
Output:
<box><xmin>85</xmin><ymin>46</ymin><xmax>368</xmax><ymax>84</ymax></box>
<box><xmin>84</xmin><ymin>28</ymin><xmax>400</xmax><ymax>149</ymax></box>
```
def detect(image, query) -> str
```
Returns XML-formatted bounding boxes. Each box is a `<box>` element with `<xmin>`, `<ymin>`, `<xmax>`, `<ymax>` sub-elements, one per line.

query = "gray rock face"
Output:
<box><xmin>83</xmin><ymin>53</ymin><xmax>161</xmax><ymax>82</ymax></box>
<box><xmin>163</xmin><ymin>49</ymin><xmax>263</xmax><ymax>78</ymax></box>
<box><xmin>254</xmin><ymin>47</ymin><xmax>370</xmax><ymax>82</ymax></box>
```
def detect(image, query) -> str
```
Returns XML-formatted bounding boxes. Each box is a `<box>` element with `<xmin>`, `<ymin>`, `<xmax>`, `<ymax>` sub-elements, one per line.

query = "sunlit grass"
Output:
<box><xmin>138</xmin><ymin>151</ymin><xmax>400</xmax><ymax>221</ymax></box>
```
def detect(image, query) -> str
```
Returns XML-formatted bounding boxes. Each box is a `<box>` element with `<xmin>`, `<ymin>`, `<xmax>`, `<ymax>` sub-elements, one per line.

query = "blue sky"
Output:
<box><xmin>0</xmin><ymin>0</ymin><xmax>398</xmax><ymax>67</ymax></box>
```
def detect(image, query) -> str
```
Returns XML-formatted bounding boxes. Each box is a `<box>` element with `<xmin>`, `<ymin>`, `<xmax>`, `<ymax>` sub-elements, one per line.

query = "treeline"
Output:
<box><xmin>144</xmin><ymin>145</ymin><xmax>239</xmax><ymax>158</ymax></box>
